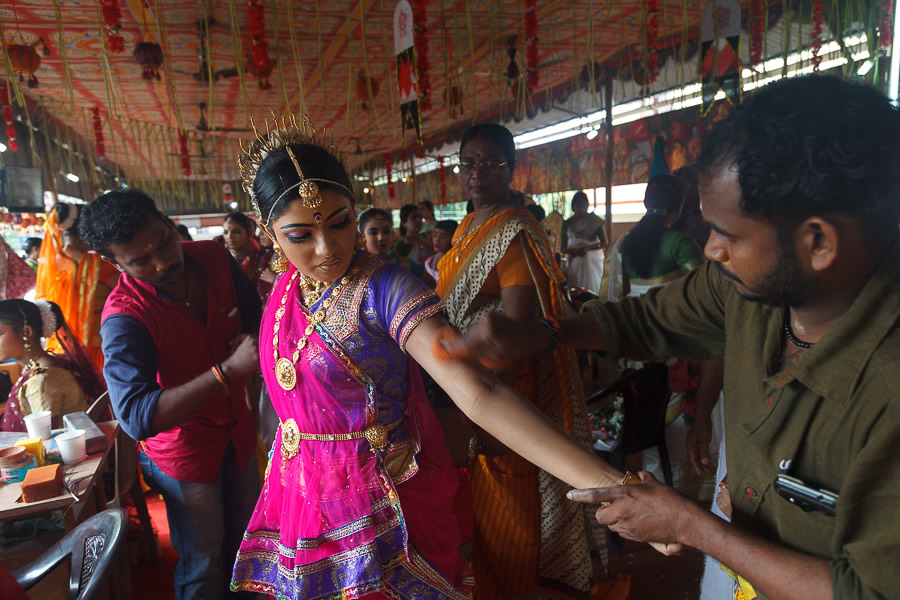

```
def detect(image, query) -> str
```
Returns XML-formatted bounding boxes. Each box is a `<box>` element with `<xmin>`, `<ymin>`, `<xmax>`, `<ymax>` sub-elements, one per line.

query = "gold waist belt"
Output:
<box><xmin>279</xmin><ymin>417</ymin><xmax>404</xmax><ymax>461</ymax></box>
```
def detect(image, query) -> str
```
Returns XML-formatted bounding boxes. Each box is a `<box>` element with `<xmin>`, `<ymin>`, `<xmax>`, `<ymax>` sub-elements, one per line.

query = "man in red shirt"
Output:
<box><xmin>80</xmin><ymin>189</ymin><xmax>261</xmax><ymax>600</ymax></box>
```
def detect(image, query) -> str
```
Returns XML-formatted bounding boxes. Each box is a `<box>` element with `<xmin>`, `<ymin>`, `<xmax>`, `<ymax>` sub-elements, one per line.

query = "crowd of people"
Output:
<box><xmin>0</xmin><ymin>74</ymin><xmax>896</xmax><ymax>600</ymax></box>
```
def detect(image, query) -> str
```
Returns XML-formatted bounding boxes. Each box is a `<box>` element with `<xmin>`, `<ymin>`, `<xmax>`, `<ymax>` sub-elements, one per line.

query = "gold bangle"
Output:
<box><xmin>620</xmin><ymin>471</ymin><xmax>640</xmax><ymax>485</ymax></box>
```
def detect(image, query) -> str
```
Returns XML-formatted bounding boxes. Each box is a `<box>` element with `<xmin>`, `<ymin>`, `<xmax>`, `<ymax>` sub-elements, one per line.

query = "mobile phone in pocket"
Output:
<box><xmin>774</xmin><ymin>474</ymin><xmax>838</xmax><ymax>517</ymax></box>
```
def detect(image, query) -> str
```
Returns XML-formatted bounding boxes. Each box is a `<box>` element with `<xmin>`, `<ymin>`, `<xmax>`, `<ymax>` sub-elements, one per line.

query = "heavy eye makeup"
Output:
<box><xmin>283</xmin><ymin>210</ymin><xmax>352</xmax><ymax>243</ymax></box>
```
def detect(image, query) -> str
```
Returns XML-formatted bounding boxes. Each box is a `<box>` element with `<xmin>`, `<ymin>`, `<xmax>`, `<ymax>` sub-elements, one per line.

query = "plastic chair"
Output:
<box><xmin>86</xmin><ymin>391</ymin><xmax>159</xmax><ymax>565</ymax></box>
<box><xmin>12</xmin><ymin>508</ymin><xmax>127</xmax><ymax>600</ymax></box>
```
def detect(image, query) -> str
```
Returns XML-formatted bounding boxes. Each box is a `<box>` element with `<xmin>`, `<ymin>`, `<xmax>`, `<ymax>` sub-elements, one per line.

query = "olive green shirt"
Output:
<box><xmin>583</xmin><ymin>240</ymin><xmax>900</xmax><ymax>600</ymax></box>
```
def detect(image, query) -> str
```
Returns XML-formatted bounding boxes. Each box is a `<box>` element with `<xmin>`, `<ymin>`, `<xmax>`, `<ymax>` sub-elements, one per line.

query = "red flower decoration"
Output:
<box><xmin>438</xmin><ymin>156</ymin><xmax>446</xmax><ymax>204</ymax></box>
<box><xmin>1</xmin><ymin>85</ymin><xmax>17</xmax><ymax>153</ymax></box>
<box><xmin>247</xmin><ymin>1</ymin><xmax>272</xmax><ymax>90</ymax></box>
<box><xmin>384</xmin><ymin>152</ymin><xmax>395</xmax><ymax>201</ymax></box>
<box><xmin>750</xmin><ymin>0</ymin><xmax>765</xmax><ymax>65</ymax></box>
<box><xmin>667</xmin><ymin>360</ymin><xmax>701</xmax><ymax>393</ymax></box>
<box><xmin>645</xmin><ymin>0</ymin><xmax>660</xmax><ymax>84</ymax></box>
<box><xmin>99</xmin><ymin>0</ymin><xmax>126</xmax><ymax>54</ymax></box>
<box><xmin>811</xmin><ymin>0</ymin><xmax>825</xmax><ymax>72</ymax></box>
<box><xmin>178</xmin><ymin>131</ymin><xmax>191</xmax><ymax>177</ymax></box>
<box><xmin>412</xmin><ymin>0</ymin><xmax>431</xmax><ymax>111</ymax></box>
<box><xmin>881</xmin><ymin>0</ymin><xmax>894</xmax><ymax>49</ymax></box>
<box><xmin>91</xmin><ymin>106</ymin><xmax>106</xmax><ymax>159</ymax></box>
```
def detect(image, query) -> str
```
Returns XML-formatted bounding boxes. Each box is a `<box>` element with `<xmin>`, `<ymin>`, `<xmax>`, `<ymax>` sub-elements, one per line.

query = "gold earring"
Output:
<box><xmin>356</xmin><ymin>232</ymin><xmax>366</xmax><ymax>251</ymax></box>
<box><xmin>22</xmin><ymin>333</ymin><xmax>31</xmax><ymax>352</ymax></box>
<box><xmin>270</xmin><ymin>243</ymin><xmax>290</xmax><ymax>274</ymax></box>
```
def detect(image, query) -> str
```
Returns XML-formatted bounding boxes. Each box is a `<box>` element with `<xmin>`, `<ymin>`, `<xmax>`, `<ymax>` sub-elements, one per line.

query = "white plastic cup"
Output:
<box><xmin>23</xmin><ymin>410</ymin><xmax>52</xmax><ymax>440</ymax></box>
<box><xmin>56</xmin><ymin>429</ymin><xmax>87</xmax><ymax>465</ymax></box>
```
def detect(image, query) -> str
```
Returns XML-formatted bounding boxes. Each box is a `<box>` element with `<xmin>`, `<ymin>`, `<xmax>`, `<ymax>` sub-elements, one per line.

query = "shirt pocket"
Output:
<box><xmin>766</xmin><ymin>489</ymin><xmax>835</xmax><ymax>557</ymax></box>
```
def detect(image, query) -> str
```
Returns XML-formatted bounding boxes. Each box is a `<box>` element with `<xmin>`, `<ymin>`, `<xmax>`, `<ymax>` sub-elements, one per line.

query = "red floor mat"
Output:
<box><xmin>129</xmin><ymin>492</ymin><xmax>175</xmax><ymax>600</ymax></box>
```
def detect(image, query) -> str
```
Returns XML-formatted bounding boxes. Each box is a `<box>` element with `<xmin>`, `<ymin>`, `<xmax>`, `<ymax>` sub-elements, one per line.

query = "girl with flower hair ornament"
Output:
<box><xmin>0</xmin><ymin>299</ymin><xmax>106</xmax><ymax>432</ymax></box>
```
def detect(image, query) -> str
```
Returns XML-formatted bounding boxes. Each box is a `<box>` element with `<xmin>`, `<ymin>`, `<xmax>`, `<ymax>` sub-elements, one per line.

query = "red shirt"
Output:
<box><xmin>101</xmin><ymin>242</ymin><xmax>256</xmax><ymax>483</ymax></box>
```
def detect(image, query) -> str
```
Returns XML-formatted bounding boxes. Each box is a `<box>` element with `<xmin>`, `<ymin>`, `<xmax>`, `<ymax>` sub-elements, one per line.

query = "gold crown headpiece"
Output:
<box><xmin>238</xmin><ymin>113</ymin><xmax>353</xmax><ymax>230</ymax></box>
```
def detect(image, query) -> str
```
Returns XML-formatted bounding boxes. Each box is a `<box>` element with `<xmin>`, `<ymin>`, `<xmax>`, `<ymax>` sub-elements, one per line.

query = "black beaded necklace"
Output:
<box><xmin>783</xmin><ymin>310</ymin><xmax>814</xmax><ymax>349</ymax></box>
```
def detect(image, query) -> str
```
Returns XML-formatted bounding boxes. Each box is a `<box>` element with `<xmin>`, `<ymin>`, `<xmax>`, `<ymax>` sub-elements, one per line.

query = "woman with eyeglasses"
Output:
<box><xmin>434</xmin><ymin>123</ymin><xmax>598</xmax><ymax>599</ymax></box>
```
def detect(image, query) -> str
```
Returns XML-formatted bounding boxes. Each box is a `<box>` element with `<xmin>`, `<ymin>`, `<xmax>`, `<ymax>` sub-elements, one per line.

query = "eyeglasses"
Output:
<box><xmin>457</xmin><ymin>159</ymin><xmax>508</xmax><ymax>175</ymax></box>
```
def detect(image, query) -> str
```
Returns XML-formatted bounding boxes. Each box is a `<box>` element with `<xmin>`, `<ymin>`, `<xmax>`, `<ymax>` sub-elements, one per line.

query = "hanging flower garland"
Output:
<box><xmin>384</xmin><ymin>152</ymin><xmax>395</xmax><ymax>201</ymax></box>
<box><xmin>247</xmin><ymin>0</ymin><xmax>273</xmax><ymax>90</ymax></box>
<box><xmin>179</xmin><ymin>131</ymin><xmax>191</xmax><ymax>177</ymax></box>
<box><xmin>438</xmin><ymin>156</ymin><xmax>446</xmax><ymax>204</ymax></box>
<box><xmin>810</xmin><ymin>0</ymin><xmax>825</xmax><ymax>72</ymax></box>
<box><xmin>91</xmin><ymin>106</ymin><xmax>105</xmax><ymax>158</ymax></box>
<box><xmin>1</xmin><ymin>84</ymin><xmax>17</xmax><ymax>152</ymax></box>
<box><xmin>524</xmin><ymin>0</ymin><xmax>539</xmax><ymax>90</ymax></box>
<box><xmin>645</xmin><ymin>0</ymin><xmax>660</xmax><ymax>83</ymax></box>
<box><xmin>412</xmin><ymin>0</ymin><xmax>431</xmax><ymax>111</ymax></box>
<box><xmin>750</xmin><ymin>0</ymin><xmax>765</xmax><ymax>66</ymax></box>
<box><xmin>880</xmin><ymin>0</ymin><xmax>894</xmax><ymax>49</ymax></box>
<box><xmin>98</xmin><ymin>0</ymin><xmax>126</xmax><ymax>54</ymax></box>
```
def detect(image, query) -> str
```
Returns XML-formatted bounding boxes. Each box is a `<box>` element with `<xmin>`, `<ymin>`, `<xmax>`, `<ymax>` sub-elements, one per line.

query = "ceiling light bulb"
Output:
<box><xmin>229</xmin><ymin>201</ymin><xmax>238</xmax><ymax>209</ymax></box>
<box><xmin>857</xmin><ymin>59</ymin><xmax>875</xmax><ymax>76</ymax></box>
<box><xmin>363</xmin><ymin>187</ymin><xmax>370</xmax><ymax>194</ymax></box>
<box><xmin>453</xmin><ymin>165</ymin><xmax>460</xmax><ymax>174</ymax></box>
<box><xmin>586</xmin><ymin>129</ymin><xmax>599</xmax><ymax>140</ymax></box>
<box><xmin>0</xmin><ymin>142</ymin><xmax>6</xmax><ymax>152</ymax></box>
<box><xmin>65</xmin><ymin>173</ymin><xmax>79</xmax><ymax>182</ymax></box>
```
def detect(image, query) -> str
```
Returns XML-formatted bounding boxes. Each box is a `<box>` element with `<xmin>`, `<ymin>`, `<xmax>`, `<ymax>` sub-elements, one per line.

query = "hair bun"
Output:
<box><xmin>34</xmin><ymin>301</ymin><xmax>61</xmax><ymax>338</ymax></box>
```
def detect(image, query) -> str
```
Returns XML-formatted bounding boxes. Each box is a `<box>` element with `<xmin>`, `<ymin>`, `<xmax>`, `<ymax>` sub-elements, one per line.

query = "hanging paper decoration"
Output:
<box><xmin>749</xmin><ymin>0</ymin><xmax>765</xmax><ymax>66</ymax></box>
<box><xmin>247</xmin><ymin>0</ymin><xmax>273</xmax><ymax>90</ymax></box>
<box><xmin>810</xmin><ymin>0</ymin><xmax>824</xmax><ymax>72</ymax></box>
<box><xmin>412</xmin><ymin>0</ymin><xmax>431</xmax><ymax>111</ymax></box>
<box><xmin>394</xmin><ymin>0</ymin><xmax>422</xmax><ymax>144</ymax></box>
<box><xmin>179</xmin><ymin>131</ymin><xmax>191</xmax><ymax>177</ymax></box>
<box><xmin>524</xmin><ymin>0</ymin><xmax>539</xmax><ymax>89</ymax></box>
<box><xmin>445</xmin><ymin>84</ymin><xmax>463</xmax><ymax>117</ymax></box>
<box><xmin>91</xmin><ymin>106</ymin><xmax>106</xmax><ymax>158</ymax></box>
<box><xmin>644</xmin><ymin>0</ymin><xmax>660</xmax><ymax>84</ymax></box>
<box><xmin>7</xmin><ymin>43</ymin><xmax>44</xmax><ymax>88</ymax></box>
<box><xmin>880</xmin><ymin>0</ymin><xmax>894</xmax><ymax>49</ymax></box>
<box><xmin>99</xmin><ymin>0</ymin><xmax>126</xmax><ymax>54</ymax></box>
<box><xmin>133</xmin><ymin>41</ymin><xmax>164</xmax><ymax>80</ymax></box>
<box><xmin>356</xmin><ymin>70</ymin><xmax>381</xmax><ymax>111</ymax></box>
<box><xmin>384</xmin><ymin>152</ymin><xmax>395</xmax><ymax>201</ymax></box>
<box><xmin>437</xmin><ymin>156</ymin><xmax>446</xmax><ymax>204</ymax></box>
<box><xmin>699</xmin><ymin>0</ymin><xmax>741</xmax><ymax>114</ymax></box>
<box><xmin>1</xmin><ymin>85</ymin><xmax>17</xmax><ymax>152</ymax></box>
<box><xmin>505</xmin><ymin>35</ymin><xmax>520</xmax><ymax>98</ymax></box>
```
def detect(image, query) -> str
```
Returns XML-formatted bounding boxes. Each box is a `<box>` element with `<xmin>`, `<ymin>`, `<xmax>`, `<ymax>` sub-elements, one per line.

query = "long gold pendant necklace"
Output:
<box><xmin>272</xmin><ymin>270</ymin><xmax>353</xmax><ymax>390</ymax></box>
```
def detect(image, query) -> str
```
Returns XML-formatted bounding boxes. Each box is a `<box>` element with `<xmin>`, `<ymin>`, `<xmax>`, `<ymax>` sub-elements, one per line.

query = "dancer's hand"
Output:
<box><xmin>567</xmin><ymin>471</ymin><xmax>695</xmax><ymax>555</ymax></box>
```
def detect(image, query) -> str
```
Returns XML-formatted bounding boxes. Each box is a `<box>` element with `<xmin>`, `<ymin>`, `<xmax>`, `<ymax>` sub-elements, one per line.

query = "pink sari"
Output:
<box><xmin>232</xmin><ymin>254</ymin><xmax>471</xmax><ymax>600</ymax></box>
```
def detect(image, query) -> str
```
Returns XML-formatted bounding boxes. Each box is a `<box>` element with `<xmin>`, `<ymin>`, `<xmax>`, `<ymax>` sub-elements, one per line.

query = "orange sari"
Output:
<box><xmin>35</xmin><ymin>210</ymin><xmax>119</xmax><ymax>370</ymax></box>
<box><xmin>436</xmin><ymin>207</ymin><xmax>600</xmax><ymax>600</ymax></box>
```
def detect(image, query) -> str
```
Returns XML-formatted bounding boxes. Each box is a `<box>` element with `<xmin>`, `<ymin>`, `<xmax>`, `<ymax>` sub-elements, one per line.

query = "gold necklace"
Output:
<box><xmin>454</xmin><ymin>204</ymin><xmax>503</xmax><ymax>263</ymax></box>
<box><xmin>272</xmin><ymin>270</ymin><xmax>353</xmax><ymax>390</ymax></box>
<box><xmin>301</xmin><ymin>276</ymin><xmax>326</xmax><ymax>306</ymax></box>
<box><xmin>23</xmin><ymin>356</ymin><xmax>41</xmax><ymax>373</ymax></box>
